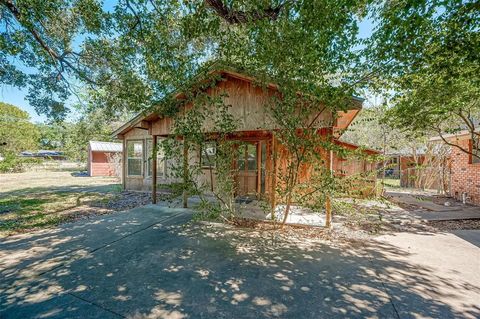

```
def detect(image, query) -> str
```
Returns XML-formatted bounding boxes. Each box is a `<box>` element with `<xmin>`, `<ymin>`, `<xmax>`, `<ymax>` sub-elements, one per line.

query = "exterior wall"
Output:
<box><xmin>123</xmin><ymin>128</ymin><xmax>181</xmax><ymax>191</ymax></box>
<box><xmin>151</xmin><ymin>74</ymin><xmax>333</xmax><ymax>136</ymax></box>
<box><xmin>121</xmin><ymin>125</ymin><xmax>378</xmax><ymax>196</ymax></box>
<box><xmin>118</xmin><ymin>74</ymin><xmax>371</xmax><ymax>194</ymax></box>
<box><xmin>89</xmin><ymin>151</ymin><xmax>120</xmax><ymax>177</ymax></box>
<box><xmin>449</xmin><ymin>139</ymin><xmax>480</xmax><ymax>204</ymax></box>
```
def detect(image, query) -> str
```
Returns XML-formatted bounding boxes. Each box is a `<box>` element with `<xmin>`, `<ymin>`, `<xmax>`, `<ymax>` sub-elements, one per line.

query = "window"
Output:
<box><xmin>201</xmin><ymin>142</ymin><xmax>216</xmax><ymax>168</ymax></box>
<box><xmin>146</xmin><ymin>139</ymin><xmax>166</xmax><ymax>177</ymax></box>
<box><xmin>238</xmin><ymin>143</ymin><xmax>257</xmax><ymax>171</ymax></box>
<box><xmin>472</xmin><ymin>138</ymin><xmax>480</xmax><ymax>164</ymax></box>
<box><xmin>127</xmin><ymin>140</ymin><xmax>143</xmax><ymax>176</ymax></box>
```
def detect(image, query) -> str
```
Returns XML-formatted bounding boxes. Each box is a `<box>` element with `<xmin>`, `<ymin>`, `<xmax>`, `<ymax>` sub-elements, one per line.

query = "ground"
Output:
<box><xmin>0</xmin><ymin>162</ymin><xmax>154</xmax><ymax>236</ymax></box>
<box><xmin>1</xmin><ymin>166</ymin><xmax>479</xmax><ymax>318</ymax></box>
<box><xmin>1</xmin><ymin>206</ymin><xmax>479</xmax><ymax>319</ymax></box>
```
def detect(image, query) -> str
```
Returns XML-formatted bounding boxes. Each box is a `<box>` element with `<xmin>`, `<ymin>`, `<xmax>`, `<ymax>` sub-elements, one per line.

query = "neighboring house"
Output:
<box><xmin>35</xmin><ymin>150</ymin><xmax>66</xmax><ymax>160</ymax></box>
<box><xmin>87</xmin><ymin>141</ymin><xmax>123</xmax><ymax>177</ymax></box>
<box><xmin>384</xmin><ymin>152</ymin><xmax>428</xmax><ymax>183</ymax></box>
<box><xmin>112</xmin><ymin>69</ymin><xmax>379</xmax><ymax>201</ymax></box>
<box><xmin>431</xmin><ymin>132</ymin><xmax>480</xmax><ymax>204</ymax></box>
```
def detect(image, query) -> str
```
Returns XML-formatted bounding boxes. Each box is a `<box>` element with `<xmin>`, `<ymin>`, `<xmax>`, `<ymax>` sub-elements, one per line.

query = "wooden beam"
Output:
<box><xmin>271</xmin><ymin>135</ymin><xmax>277</xmax><ymax>215</ymax></box>
<box><xmin>183</xmin><ymin>140</ymin><xmax>189</xmax><ymax>208</ymax></box>
<box><xmin>152</xmin><ymin>135</ymin><xmax>157</xmax><ymax>204</ymax></box>
<box><xmin>325</xmin><ymin>148</ymin><xmax>333</xmax><ymax>228</ymax></box>
<box><xmin>122</xmin><ymin>138</ymin><xmax>126</xmax><ymax>190</ymax></box>
<box><xmin>256</xmin><ymin>142</ymin><xmax>261</xmax><ymax>197</ymax></box>
<box><xmin>134</xmin><ymin>120</ymin><xmax>151</xmax><ymax>130</ymax></box>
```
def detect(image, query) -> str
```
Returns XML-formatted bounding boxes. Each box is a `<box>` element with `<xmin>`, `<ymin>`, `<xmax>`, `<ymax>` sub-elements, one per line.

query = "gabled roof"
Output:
<box><xmin>112</xmin><ymin>67</ymin><xmax>365</xmax><ymax>138</ymax></box>
<box><xmin>89</xmin><ymin>141</ymin><xmax>122</xmax><ymax>152</ymax></box>
<box><xmin>335</xmin><ymin>140</ymin><xmax>381</xmax><ymax>155</ymax></box>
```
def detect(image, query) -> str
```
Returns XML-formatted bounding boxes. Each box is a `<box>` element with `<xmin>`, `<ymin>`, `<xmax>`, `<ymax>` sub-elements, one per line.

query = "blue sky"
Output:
<box><xmin>0</xmin><ymin>12</ymin><xmax>374</xmax><ymax>124</ymax></box>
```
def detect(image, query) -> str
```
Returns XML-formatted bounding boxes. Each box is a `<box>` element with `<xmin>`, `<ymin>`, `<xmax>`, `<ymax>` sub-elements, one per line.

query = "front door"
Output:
<box><xmin>237</xmin><ymin>142</ymin><xmax>258</xmax><ymax>196</ymax></box>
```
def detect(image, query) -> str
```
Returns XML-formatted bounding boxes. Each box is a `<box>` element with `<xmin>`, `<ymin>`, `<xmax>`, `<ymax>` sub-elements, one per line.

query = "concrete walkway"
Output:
<box><xmin>1</xmin><ymin>205</ymin><xmax>479</xmax><ymax>318</ymax></box>
<box><xmin>451</xmin><ymin>230</ymin><xmax>480</xmax><ymax>247</ymax></box>
<box><xmin>387</xmin><ymin>191</ymin><xmax>480</xmax><ymax>221</ymax></box>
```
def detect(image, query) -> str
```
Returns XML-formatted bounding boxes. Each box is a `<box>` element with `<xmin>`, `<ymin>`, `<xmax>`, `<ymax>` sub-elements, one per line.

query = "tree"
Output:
<box><xmin>0</xmin><ymin>102</ymin><xmax>40</xmax><ymax>153</ymax></box>
<box><xmin>366</xmin><ymin>0</ymin><xmax>480</xmax><ymax>158</ymax></box>
<box><xmin>1</xmin><ymin>1</ymin><xmax>370</xmax><ymax>118</ymax></box>
<box><xmin>0</xmin><ymin>0</ymin><xmax>386</xmax><ymax>226</ymax></box>
<box><xmin>37</xmin><ymin>122</ymin><xmax>69</xmax><ymax>150</ymax></box>
<box><xmin>62</xmin><ymin>107</ymin><xmax>128</xmax><ymax>162</ymax></box>
<box><xmin>0</xmin><ymin>0</ymin><xmax>105</xmax><ymax>119</ymax></box>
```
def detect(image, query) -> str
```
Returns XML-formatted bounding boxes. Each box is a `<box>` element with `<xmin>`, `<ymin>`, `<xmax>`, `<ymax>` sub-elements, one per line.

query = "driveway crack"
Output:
<box><xmin>67</xmin><ymin>291</ymin><xmax>126</xmax><ymax>318</ymax></box>
<box><xmin>362</xmin><ymin>242</ymin><xmax>401</xmax><ymax>319</ymax></box>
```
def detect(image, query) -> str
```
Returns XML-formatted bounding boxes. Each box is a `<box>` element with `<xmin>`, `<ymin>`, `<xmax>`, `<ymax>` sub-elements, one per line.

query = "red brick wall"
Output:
<box><xmin>90</xmin><ymin>151</ymin><xmax>119</xmax><ymax>177</ymax></box>
<box><xmin>450</xmin><ymin>139</ymin><xmax>480</xmax><ymax>204</ymax></box>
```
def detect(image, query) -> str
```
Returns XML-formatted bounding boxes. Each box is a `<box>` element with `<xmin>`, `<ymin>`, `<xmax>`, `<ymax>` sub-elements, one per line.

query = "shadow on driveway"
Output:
<box><xmin>1</xmin><ymin>205</ymin><xmax>479</xmax><ymax>319</ymax></box>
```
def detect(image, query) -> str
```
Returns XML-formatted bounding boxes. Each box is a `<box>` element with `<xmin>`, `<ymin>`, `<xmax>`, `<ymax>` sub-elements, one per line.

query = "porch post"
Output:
<box><xmin>152</xmin><ymin>135</ymin><xmax>157</xmax><ymax>204</ymax></box>
<box><xmin>325</xmin><ymin>147</ymin><xmax>333</xmax><ymax>228</ymax></box>
<box><xmin>271</xmin><ymin>135</ymin><xmax>277</xmax><ymax>215</ymax></box>
<box><xmin>182</xmin><ymin>139</ymin><xmax>188</xmax><ymax>208</ymax></box>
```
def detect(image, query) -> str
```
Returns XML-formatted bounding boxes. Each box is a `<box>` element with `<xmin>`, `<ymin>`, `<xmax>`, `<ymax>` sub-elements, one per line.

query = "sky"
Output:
<box><xmin>0</xmin><ymin>10</ymin><xmax>375</xmax><ymax>124</ymax></box>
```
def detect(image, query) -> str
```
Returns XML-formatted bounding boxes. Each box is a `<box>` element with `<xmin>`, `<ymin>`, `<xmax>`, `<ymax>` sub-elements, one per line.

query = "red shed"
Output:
<box><xmin>87</xmin><ymin>141</ymin><xmax>123</xmax><ymax>177</ymax></box>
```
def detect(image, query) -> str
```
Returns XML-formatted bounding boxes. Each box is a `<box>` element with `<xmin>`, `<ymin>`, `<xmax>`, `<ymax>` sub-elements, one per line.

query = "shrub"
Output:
<box><xmin>0</xmin><ymin>152</ymin><xmax>42</xmax><ymax>173</ymax></box>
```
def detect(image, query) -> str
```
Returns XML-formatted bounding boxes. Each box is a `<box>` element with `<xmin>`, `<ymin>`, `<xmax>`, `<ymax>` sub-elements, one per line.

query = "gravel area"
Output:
<box><xmin>428</xmin><ymin>219</ymin><xmax>480</xmax><ymax>231</ymax></box>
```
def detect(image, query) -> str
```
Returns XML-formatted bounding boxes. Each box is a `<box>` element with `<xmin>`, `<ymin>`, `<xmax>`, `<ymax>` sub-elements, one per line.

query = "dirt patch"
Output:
<box><xmin>228</xmin><ymin>217</ymin><xmax>372</xmax><ymax>242</ymax></box>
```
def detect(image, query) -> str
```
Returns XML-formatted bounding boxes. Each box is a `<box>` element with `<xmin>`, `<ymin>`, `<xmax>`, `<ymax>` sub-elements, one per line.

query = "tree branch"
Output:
<box><xmin>0</xmin><ymin>0</ymin><xmax>97</xmax><ymax>85</ymax></box>
<box><xmin>434</xmin><ymin>126</ymin><xmax>480</xmax><ymax>160</ymax></box>
<box><xmin>205</xmin><ymin>0</ymin><xmax>285</xmax><ymax>24</ymax></box>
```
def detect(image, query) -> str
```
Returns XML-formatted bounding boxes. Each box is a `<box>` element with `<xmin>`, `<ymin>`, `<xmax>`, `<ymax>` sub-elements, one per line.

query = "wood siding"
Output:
<box><xmin>151</xmin><ymin>74</ymin><xmax>333</xmax><ymax>136</ymax></box>
<box><xmin>89</xmin><ymin>152</ymin><xmax>119</xmax><ymax>177</ymax></box>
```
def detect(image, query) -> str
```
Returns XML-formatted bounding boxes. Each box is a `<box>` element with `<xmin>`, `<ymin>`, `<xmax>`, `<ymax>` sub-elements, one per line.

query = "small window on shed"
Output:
<box><xmin>471</xmin><ymin>137</ymin><xmax>480</xmax><ymax>164</ymax></box>
<box><xmin>127</xmin><ymin>141</ymin><xmax>143</xmax><ymax>176</ymax></box>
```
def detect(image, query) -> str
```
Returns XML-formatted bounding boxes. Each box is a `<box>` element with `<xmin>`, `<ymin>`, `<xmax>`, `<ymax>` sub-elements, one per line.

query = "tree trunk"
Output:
<box><xmin>281</xmin><ymin>191</ymin><xmax>293</xmax><ymax>227</ymax></box>
<box><xmin>325</xmin><ymin>195</ymin><xmax>332</xmax><ymax>228</ymax></box>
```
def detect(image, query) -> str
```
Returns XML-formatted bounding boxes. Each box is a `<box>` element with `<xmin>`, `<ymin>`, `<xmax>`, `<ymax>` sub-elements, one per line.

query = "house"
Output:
<box><xmin>384</xmin><ymin>151</ymin><xmax>428</xmax><ymax>185</ymax></box>
<box><xmin>112</xmin><ymin>69</ymin><xmax>379</xmax><ymax>203</ymax></box>
<box><xmin>87</xmin><ymin>141</ymin><xmax>123</xmax><ymax>177</ymax></box>
<box><xmin>431</xmin><ymin>132</ymin><xmax>480</xmax><ymax>204</ymax></box>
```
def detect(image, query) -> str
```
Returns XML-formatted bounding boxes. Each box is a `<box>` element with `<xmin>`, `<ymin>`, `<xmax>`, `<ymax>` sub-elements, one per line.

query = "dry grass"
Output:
<box><xmin>0</xmin><ymin>161</ymin><xmax>119</xmax><ymax>194</ymax></box>
<box><xmin>0</xmin><ymin>192</ymin><xmax>117</xmax><ymax>236</ymax></box>
<box><xmin>0</xmin><ymin>162</ymin><xmax>123</xmax><ymax>236</ymax></box>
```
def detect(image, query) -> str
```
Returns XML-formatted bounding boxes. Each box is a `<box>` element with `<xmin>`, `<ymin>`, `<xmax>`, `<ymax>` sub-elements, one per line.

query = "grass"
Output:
<box><xmin>379</xmin><ymin>178</ymin><xmax>401</xmax><ymax>188</ymax></box>
<box><xmin>0</xmin><ymin>191</ymin><xmax>118</xmax><ymax>236</ymax></box>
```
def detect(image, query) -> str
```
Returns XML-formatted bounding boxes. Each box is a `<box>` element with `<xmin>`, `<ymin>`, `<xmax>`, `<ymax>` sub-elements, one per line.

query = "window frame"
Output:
<box><xmin>126</xmin><ymin>139</ymin><xmax>144</xmax><ymax>177</ymax></box>
<box><xmin>146</xmin><ymin>138</ymin><xmax>167</xmax><ymax>178</ymax></box>
<box><xmin>200</xmin><ymin>141</ymin><xmax>217</xmax><ymax>169</ymax></box>
<box><xmin>470</xmin><ymin>137</ymin><xmax>480</xmax><ymax>164</ymax></box>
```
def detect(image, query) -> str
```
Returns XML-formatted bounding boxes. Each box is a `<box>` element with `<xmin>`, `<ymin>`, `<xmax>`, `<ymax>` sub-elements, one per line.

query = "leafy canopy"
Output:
<box><xmin>1</xmin><ymin>0</ymin><xmax>369</xmax><ymax>119</ymax></box>
<box><xmin>366</xmin><ymin>0</ymin><xmax>480</xmax><ymax>148</ymax></box>
<box><xmin>0</xmin><ymin>102</ymin><xmax>40</xmax><ymax>152</ymax></box>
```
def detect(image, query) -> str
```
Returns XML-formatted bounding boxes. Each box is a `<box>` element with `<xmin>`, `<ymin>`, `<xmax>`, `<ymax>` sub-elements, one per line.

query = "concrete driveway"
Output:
<box><xmin>1</xmin><ymin>205</ymin><xmax>479</xmax><ymax>319</ymax></box>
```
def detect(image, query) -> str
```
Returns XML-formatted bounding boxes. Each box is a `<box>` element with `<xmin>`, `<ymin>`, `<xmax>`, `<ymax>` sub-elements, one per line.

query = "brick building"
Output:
<box><xmin>431</xmin><ymin>132</ymin><xmax>480</xmax><ymax>205</ymax></box>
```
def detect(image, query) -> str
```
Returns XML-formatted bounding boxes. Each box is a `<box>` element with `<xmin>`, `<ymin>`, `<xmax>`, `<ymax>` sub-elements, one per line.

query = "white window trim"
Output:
<box><xmin>126</xmin><ymin>139</ymin><xmax>144</xmax><ymax>177</ymax></box>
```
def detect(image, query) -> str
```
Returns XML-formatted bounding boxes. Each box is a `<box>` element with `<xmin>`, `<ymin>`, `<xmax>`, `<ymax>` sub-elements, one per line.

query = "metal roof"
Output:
<box><xmin>89</xmin><ymin>141</ymin><xmax>123</xmax><ymax>152</ymax></box>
